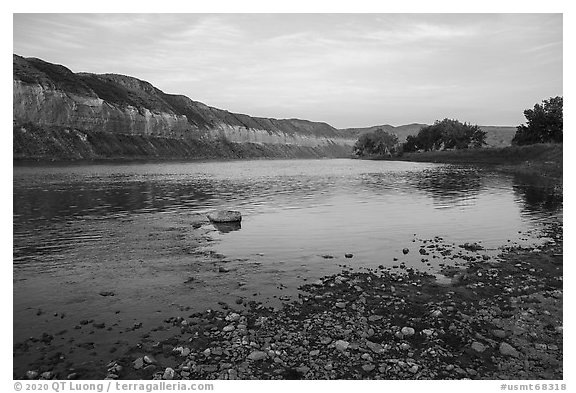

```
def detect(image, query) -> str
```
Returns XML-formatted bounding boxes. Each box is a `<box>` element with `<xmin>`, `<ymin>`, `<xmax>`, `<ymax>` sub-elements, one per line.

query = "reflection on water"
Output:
<box><xmin>13</xmin><ymin>159</ymin><xmax>562</xmax><ymax>362</ymax></box>
<box><xmin>212</xmin><ymin>221</ymin><xmax>242</xmax><ymax>233</ymax></box>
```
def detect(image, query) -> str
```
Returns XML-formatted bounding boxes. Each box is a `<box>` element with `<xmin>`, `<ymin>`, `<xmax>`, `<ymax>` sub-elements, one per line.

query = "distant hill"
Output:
<box><xmin>341</xmin><ymin>124</ymin><xmax>517</xmax><ymax>148</ymax></box>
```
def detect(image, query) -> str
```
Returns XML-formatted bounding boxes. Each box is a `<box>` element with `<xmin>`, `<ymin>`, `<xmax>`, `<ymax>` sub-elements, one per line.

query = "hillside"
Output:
<box><xmin>13</xmin><ymin>55</ymin><xmax>356</xmax><ymax>161</ymax></box>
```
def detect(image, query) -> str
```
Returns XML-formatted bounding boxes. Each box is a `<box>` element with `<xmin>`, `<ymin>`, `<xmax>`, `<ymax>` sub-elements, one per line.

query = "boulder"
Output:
<box><xmin>207</xmin><ymin>210</ymin><xmax>242</xmax><ymax>223</ymax></box>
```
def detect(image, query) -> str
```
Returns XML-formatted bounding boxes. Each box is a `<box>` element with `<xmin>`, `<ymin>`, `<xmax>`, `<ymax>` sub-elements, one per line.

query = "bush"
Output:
<box><xmin>354</xmin><ymin>129</ymin><xmax>400</xmax><ymax>157</ymax></box>
<box><xmin>512</xmin><ymin>96</ymin><xmax>563</xmax><ymax>145</ymax></box>
<box><xmin>403</xmin><ymin>118</ymin><xmax>486</xmax><ymax>152</ymax></box>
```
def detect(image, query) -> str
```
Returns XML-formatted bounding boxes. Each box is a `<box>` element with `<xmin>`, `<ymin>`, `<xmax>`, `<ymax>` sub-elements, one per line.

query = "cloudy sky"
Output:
<box><xmin>13</xmin><ymin>13</ymin><xmax>562</xmax><ymax>128</ymax></box>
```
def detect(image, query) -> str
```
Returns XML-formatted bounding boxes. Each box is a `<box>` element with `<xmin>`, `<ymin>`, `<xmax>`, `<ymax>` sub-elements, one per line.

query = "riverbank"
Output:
<box><xmin>388</xmin><ymin>144</ymin><xmax>562</xmax><ymax>180</ymax></box>
<box><xmin>18</xmin><ymin>222</ymin><xmax>562</xmax><ymax>380</ymax></box>
<box><xmin>113</xmin><ymin>226</ymin><xmax>563</xmax><ymax>380</ymax></box>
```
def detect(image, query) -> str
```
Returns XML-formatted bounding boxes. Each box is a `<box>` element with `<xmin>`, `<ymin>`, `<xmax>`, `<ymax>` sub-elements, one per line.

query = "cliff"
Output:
<box><xmin>13</xmin><ymin>55</ymin><xmax>356</xmax><ymax>161</ymax></box>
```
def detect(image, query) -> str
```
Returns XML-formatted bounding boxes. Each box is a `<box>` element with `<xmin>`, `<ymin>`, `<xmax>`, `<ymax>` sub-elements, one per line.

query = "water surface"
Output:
<box><xmin>13</xmin><ymin>159</ymin><xmax>561</xmax><ymax>374</ymax></box>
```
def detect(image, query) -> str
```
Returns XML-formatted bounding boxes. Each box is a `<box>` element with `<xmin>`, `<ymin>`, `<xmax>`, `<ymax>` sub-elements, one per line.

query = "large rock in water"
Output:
<box><xmin>207</xmin><ymin>210</ymin><xmax>242</xmax><ymax>223</ymax></box>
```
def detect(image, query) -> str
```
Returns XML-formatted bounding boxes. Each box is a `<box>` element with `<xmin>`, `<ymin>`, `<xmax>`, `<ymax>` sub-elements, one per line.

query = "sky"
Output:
<box><xmin>13</xmin><ymin>13</ymin><xmax>563</xmax><ymax>128</ymax></box>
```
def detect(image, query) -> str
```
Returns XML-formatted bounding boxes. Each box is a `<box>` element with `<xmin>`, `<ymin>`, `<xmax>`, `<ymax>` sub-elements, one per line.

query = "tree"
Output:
<box><xmin>354</xmin><ymin>129</ymin><xmax>400</xmax><ymax>157</ymax></box>
<box><xmin>512</xmin><ymin>96</ymin><xmax>563</xmax><ymax>145</ymax></box>
<box><xmin>403</xmin><ymin>118</ymin><xmax>486</xmax><ymax>152</ymax></box>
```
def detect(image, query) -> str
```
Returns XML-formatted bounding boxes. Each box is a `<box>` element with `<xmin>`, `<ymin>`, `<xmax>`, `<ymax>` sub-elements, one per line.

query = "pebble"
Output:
<box><xmin>296</xmin><ymin>366</ymin><xmax>310</xmax><ymax>374</ymax></box>
<box><xmin>26</xmin><ymin>370</ymin><xmax>38</xmax><ymax>379</ymax></box>
<box><xmin>365</xmin><ymin>340</ymin><xmax>384</xmax><ymax>354</ymax></box>
<box><xmin>335</xmin><ymin>302</ymin><xmax>346</xmax><ymax>309</ymax></box>
<box><xmin>247</xmin><ymin>350</ymin><xmax>268</xmax><ymax>361</ymax></box>
<box><xmin>133</xmin><ymin>358</ymin><xmax>144</xmax><ymax>370</ymax></box>
<box><xmin>362</xmin><ymin>364</ymin><xmax>375</xmax><ymax>372</ymax></box>
<box><xmin>163</xmin><ymin>368</ymin><xmax>175</xmax><ymax>380</ymax></box>
<box><xmin>499</xmin><ymin>342</ymin><xmax>519</xmax><ymax>357</ymax></box>
<box><xmin>144</xmin><ymin>355</ymin><xmax>157</xmax><ymax>364</ymax></box>
<box><xmin>471</xmin><ymin>341</ymin><xmax>486</xmax><ymax>353</ymax></box>
<box><xmin>403</xmin><ymin>248</ymin><xmax>409</xmax><ymax>254</ymax></box>
<box><xmin>492</xmin><ymin>329</ymin><xmax>507</xmax><ymax>338</ymax></box>
<box><xmin>446</xmin><ymin>364</ymin><xmax>455</xmax><ymax>371</ymax></box>
<box><xmin>345</xmin><ymin>253</ymin><xmax>353</xmax><ymax>258</ymax></box>
<box><xmin>431</xmin><ymin>310</ymin><xmax>443</xmax><ymax>318</ymax></box>
<box><xmin>309</xmin><ymin>350</ymin><xmax>320</xmax><ymax>356</ymax></box>
<box><xmin>334</xmin><ymin>340</ymin><xmax>350</xmax><ymax>351</ymax></box>
<box><xmin>422</xmin><ymin>329</ymin><xmax>434</xmax><ymax>337</ymax></box>
<box><xmin>401</xmin><ymin>327</ymin><xmax>415</xmax><ymax>336</ymax></box>
<box><xmin>368</xmin><ymin>315</ymin><xmax>382</xmax><ymax>322</ymax></box>
<box><xmin>409</xmin><ymin>365</ymin><xmax>419</xmax><ymax>373</ymax></box>
<box><xmin>223</xmin><ymin>325</ymin><xmax>235</xmax><ymax>332</ymax></box>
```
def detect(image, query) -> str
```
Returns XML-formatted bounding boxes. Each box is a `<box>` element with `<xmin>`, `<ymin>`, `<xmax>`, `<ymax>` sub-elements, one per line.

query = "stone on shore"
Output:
<box><xmin>334</xmin><ymin>340</ymin><xmax>350</xmax><ymax>351</ymax></box>
<box><xmin>207</xmin><ymin>210</ymin><xmax>242</xmax><ymax>223</ymax></box>
<box><xmin>499</xmin><ymin>342</ymin><xmax>519</xmax><ymax>357</ymax></box>
<box><xmin>247</xmin><ymin>351</ymin><xmax>268</xmax><ymax>361</ymax></box>
<box><xmin>401</xmin><ymin>327</ymin><xmax>415</xmax><ymax>337</ymax></box>
<box><xmin>471</xmin><ymin>342</ymin><xmax>486</xmax><ymax>353</ymax></box>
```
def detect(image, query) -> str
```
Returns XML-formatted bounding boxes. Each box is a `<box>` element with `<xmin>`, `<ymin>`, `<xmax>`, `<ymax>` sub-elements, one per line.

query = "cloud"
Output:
<box><xmin>12</xmin><ymin>14</ymin><xmax>563</xmax><ymax>127</ymax></box>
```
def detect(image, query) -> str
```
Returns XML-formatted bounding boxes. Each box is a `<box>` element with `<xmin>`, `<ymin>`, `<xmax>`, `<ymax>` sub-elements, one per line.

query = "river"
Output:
<box><xmin>12</xmin><ymin>159</ymin><xmax>562</xmax><ymax>376</ymax></box>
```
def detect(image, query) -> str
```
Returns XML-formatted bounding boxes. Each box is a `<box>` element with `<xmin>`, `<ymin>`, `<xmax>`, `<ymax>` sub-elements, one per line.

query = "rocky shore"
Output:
<box><xmin>19</xmin><ymin>222</ymin><xmax>562</xmax><ymax>381</ymax></box>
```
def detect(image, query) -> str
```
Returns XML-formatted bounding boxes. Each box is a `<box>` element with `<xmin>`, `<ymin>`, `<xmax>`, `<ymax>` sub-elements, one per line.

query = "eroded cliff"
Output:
<box><xmin>13</xmin><ymin>55</ymin><xmax>355</xmax><ymax>160</ymax></box>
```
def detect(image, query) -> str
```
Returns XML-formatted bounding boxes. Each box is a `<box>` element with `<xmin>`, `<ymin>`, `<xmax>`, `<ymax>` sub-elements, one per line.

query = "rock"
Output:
<box><xmin>322</xmin><ymin>255</ymin><xmax>334</xmax><ymax>259</ymax></box>
<box><xmin>492</xmin><ymin>329</ymin><xmax>507</xmax><ymax>338</ymax></box>
<box><xmin>296</xmin><ymin>366</ymin><xmax>310</xmax><ymax>374</ymax></box>
<box><xmin>133</xmin><ymin>358</ymin><xmax>144</xmax><ymax>370</ymax></box>
<box><xmin>409</xmin><ymin>365</ymin><xmax>419</xmax><ymax>373</ymax></box>
<box><xmin>402</xmin><ymin>248</ymin><xmax>409</xmax><ymax>254</ymax></box>
<box><xmin>26</xmin><ymin>370</ymin><xmax>38</xmax><ymax>379</ymax></box>
<box><xmin>471</xmin><ymin>341</ymin><xmax>486</xmax><ymax>353</ymax></box>
<box><xmin>223</xmin><ymin>324</ymin><xmax>235</xmax><ymax>332</ymax></box>
<box><xmin>366</xmin><ymin>340</ymin><xmax>384</xmax><ymax>354</ymax></box>
<box><xmin>40</xmin><ymin>371</ymin><xmax>53</xmax><ymax>379</ymax></box>
<box><xmin>446</xmin><ymin>364</ymin><xmax>455</xmax><ymax>371</ymax></box>
<box><xmin>431</xmin><ymin>310</ymin><xmax>443</xmax><ymax>318</ymax></box>
<box><xmin>207</xmin><ymin>210</ymin><xmax>242</xmax><ymax>223</ymax></box>
<box><xmin>362</xmin><ymin>364</ymin><xmax>375</xmax><ymax>372</ymax></box>
<box><xmin>334</xmin><ymin>340</ymin><xmax>350</xmax><ymax>351</ymax></box>
<box><xmin>309</xmin><ymin>350</ymin><xmax>320</xmax><ymax>356</ymax></box>
<box><xmin>335</xmin><ymin>302</ymin><xmax>346</xmax><ymax>309</ymax></box>
<box><xmin>247</xmin><ymin>351</ymin><xmax>268</xmax><ymax>361</ymax></box>
<box><xmin>143</xmin><ymin>355</ymin><xmax>157</xmax><ymax>364</ymax></box>
<box><xmin>163</xmin><ymin>367</ymin><xmax>175</xmax><ymax>380</ymax></box>
<box><xmin>218</xmin><ymin>267</ymin><xmax>229</xmax><ymax>273</ymax></box>
<box><xmin>368</xmin><ymin>315</ymin><xmax>382</xmax><ymax>322</ymax></box>
<box><xmin>226</xmin><ymin>313</ymin><xmax>241</xmax><ymax>322</ymax></box>
<box><xmin>400</xmin><ymin>343</ymin><xmax>410</xmax><ymax>351</ymax></box>
<box><xmin>499</xmin><ymin>342</ymin><xmax>519</xmax><ymax>357</ymax></box>
<box><xmin>99</xmin><ymin>291</ymin><xmax>115</xmax><ymax>297</ymax></box>
<box><xmin>422</xmin><ymin>329</ymin><xmax>434</xmax><ymax>337</ymax></box>
<box><xmin>401</xmin><ymin>327</ymin><xmax>415</xmax><ymax>336</ymax></box>
<box><xmin>345</xmin><ymin>253</ymin><xmax>353</xmax><ymax>258</ymax></box>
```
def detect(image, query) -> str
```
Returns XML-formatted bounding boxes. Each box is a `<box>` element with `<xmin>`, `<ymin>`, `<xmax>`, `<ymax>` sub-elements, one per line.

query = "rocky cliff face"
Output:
<box><xmin>13</xmin><ymin>55</ymin><xmax>355</xmax><ymax>160</ymax></box>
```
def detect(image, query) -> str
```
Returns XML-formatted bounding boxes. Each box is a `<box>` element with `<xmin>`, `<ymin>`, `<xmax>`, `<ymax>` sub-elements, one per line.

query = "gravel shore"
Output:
<box><xmin>94</xmin><ymin>226</ymin><xmax>561</xmax><ymax>381</ymax></box>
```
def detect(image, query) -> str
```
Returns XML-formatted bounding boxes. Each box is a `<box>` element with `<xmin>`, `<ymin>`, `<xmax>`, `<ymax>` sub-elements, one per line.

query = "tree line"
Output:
<box><xmin>353</xmin><ymin>96</ymin><xmax>563</xmax><ymax>157</ymax></box>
